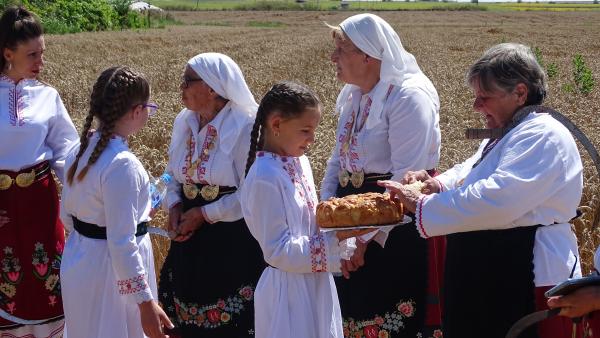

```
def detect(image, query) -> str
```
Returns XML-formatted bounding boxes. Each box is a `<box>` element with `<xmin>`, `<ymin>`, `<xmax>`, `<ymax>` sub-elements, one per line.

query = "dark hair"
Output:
<box><xmin>245</xmin><ymin>81</ymin><xmax>321</xmax><ymax>176</ymax></box>
<box><xmin>467</xmin><ymin>43</ymin><xmax>548</xmax><ymax>106</ymax></box>
<box><xmin>0</xmin><ymin>6</ymin><xmax>43</xmax><ymax>72</ymax></box>
<box><xmin>67</xmin><ymin>66</ymin><xmax>150</xmax><ymax>185</ymax></box>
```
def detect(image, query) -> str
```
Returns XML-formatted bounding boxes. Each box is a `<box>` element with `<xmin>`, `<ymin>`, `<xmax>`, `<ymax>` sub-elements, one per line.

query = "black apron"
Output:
<box><xmin>443</xmin><ymin>226</ymin><xmax>540</xmax><ymax>338</ymax></box>
<box><xmin>334</xmin><ymin>175</ymin><xmax>429</xmax><ymax>338</ymax></box>
<box><xmin>159</xmin><ymin>184</ymin><xmax>264</xmax><ymax>338</ymax></box>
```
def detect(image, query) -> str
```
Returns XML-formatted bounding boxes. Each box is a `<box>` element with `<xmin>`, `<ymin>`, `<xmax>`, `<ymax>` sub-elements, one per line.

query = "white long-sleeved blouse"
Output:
<box><xmin>321</xmin><ymin>84</ymin><xmax>441</xmax><ymax>201</ymax></box>
<box><xmin>165</xmin><ymin>102</ymin><xmax>253</xmax><ymax>223</ymax></box>
<box><xmin>0</xmin><ymin>74</ymin><xmax>78</xmax><ymax>181</ymax></box>
<box><xmin>61</xmin><ymin>134</ymin><xmax>154</xmax><ymax>303</ymax></box>
<box><xmin>417</xmin><ymin>112</ymin><xmax>583</xmax><ymax>286</ymax></box>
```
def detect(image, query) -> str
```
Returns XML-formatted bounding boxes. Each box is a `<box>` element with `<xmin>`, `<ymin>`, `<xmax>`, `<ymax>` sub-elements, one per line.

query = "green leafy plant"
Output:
<box><xmin>573</xmin><ymin>54</ymin><xmax>595</xmax><ymax>95</ymax></box>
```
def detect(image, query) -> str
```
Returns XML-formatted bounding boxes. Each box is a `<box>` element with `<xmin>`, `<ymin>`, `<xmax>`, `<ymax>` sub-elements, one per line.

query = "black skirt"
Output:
<box><xmin>443</xmin><ymin>226</ymin><xmax>539</xmax><ymax>338</ymax></box>
<box><xmin>159</xmin><ymin>184</ymin><xmax>264</xmax><ymax>338</ymax></box>
<box><xmin>334</xmin><ymin>178</ymin><xmax>429</xmax><ymax>338</ymax></box>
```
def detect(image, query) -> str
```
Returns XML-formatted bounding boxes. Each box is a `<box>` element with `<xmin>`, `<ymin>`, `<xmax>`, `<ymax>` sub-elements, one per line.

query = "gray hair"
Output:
<box><xmin>467</xmin><ymin>43</ymin><xmax>548</xmax><ymax>105</ymax></box>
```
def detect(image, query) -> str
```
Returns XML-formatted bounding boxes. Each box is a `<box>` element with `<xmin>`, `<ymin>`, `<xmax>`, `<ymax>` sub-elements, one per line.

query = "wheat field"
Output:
<box><xmin>42</xmin><ymin>10</ymin><xmax>600</xmax><ymax>274</ymax></box>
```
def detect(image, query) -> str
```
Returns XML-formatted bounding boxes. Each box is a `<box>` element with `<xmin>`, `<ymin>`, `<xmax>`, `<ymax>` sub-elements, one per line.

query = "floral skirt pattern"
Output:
<box><xmin>158</xmin><ymin>189</ymin><xmax>264</xmax><ymax>338</ymax></box>
<box><xmin>0</xmin><ymin>171</ymin><xmax>64</xmax><ymax>329</ymax></box>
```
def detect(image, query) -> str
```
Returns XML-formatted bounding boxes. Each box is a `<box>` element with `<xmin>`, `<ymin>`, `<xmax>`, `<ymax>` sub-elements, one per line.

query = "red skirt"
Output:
<box><xmin>535</xmin><ymin>286</ymin><xmax>583</xmax><ymax>338</ymax></box>
<box><xmin>0</xmin><ymin>162</ymin><xmax>65</xmax><ymax>329</ymax></box>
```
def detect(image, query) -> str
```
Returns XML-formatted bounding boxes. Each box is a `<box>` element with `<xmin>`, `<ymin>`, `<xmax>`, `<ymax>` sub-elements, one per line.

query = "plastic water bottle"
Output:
<box><xmin>149</xmin><ymin>173</ymin><xmax>172</xmax><ymax>210</ymax></box>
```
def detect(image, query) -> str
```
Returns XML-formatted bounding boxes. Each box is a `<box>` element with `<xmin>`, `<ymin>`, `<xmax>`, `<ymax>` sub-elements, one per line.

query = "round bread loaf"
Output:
<box><xmin>317</xmin><ymin>192</ymin><xmax>404</xmax><ymax>228</ymax></box>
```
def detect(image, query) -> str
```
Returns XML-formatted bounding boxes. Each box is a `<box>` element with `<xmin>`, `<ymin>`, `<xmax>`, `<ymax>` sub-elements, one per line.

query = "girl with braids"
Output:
<box><xmin>240</xmin><ymin>81</ymin><xmax>365</xmax><ymax>338</ymax></box>
<box><xmin>59</xmin><ymin>66</ymin><xmax>173</xmax><ymax>338</ymax></box>
<box><xmin>158</xmin><ymin>53</ymin><xmax>263</xmax><ymax>338</ymax></box>
<box><xmin>0</xmin><ymin>6</ymin><xmax>78</xmax><ymax>337</ymax></box>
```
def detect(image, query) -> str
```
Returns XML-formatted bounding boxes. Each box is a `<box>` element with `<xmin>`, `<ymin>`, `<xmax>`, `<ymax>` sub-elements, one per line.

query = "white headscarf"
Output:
<box><xmin>335</xmin><ymin>13</ymin><xmax>439</xmax><ymax>129</ymax></box>
<box><xmin>172</xmin><ymin>52</ymin><xmax>258</xmax><ymax>156</ymax></box>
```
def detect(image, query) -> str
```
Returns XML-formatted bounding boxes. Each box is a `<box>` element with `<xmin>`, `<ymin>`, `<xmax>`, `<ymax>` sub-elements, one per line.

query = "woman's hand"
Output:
<box><xmin>335</xmin><ymin>228</ymin><xmax>376</xmax><ymax>242</ymax></box>
<box><xmin>167</xmin><ymin>204</ymin><xmax>182</xmax><ymax>233</ymax></box>
<box><xmin>377</xmin><ymin>180</ymin><xmax>423</xmax><ymax>214</ymax></box>
<box><xmin>139</xmin><ymin>300</ymin><xmax>174</xmax><ymax>338</ymax></box>
<box><xmin>402</xmin><ymin>170</ymin><xmax>431</xmax><ymax>184</ymax></box>
<box><xmin>0</xmin><ymin>210</ymin><xmax>9</xmax><ymax>228</ymax></box>
<box><xmin>174</xmin><ymin>206</ymin><xmax>205</xmax><ymax>242</ymax></box>
<box><xmin>547</xmin><ymin>286</ymin><xmax>600</xmax><ymax>318</ymax></box>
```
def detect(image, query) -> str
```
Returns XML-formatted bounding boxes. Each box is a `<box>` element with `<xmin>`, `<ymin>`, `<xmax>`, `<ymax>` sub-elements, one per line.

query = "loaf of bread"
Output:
<box><xmin>317</xmin><ymin>192</ymin><xmax>403</xmax><ymax>228</ymax></box>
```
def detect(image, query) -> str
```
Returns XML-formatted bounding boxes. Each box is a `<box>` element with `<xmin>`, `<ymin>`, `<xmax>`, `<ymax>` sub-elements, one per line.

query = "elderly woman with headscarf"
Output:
<box><xmin>158</xmin><ymin>53</ymin><xmax>264</xmax><ymax>338</ymax></box>
<box><xmin>321</xmin><ymin>13</ymin><xmax>444</xmax><ymax>337</ymax></box>
<box><xmin>380</xmin><ymin>43</ymin><xmax>583</xmax><ymax>338</ymax></box>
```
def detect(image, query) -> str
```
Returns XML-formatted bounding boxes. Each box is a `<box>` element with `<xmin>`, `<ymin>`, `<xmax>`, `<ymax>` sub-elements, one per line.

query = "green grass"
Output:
<box><xmin>148</xmin><ymin>0</ymin><xmax>600</xmax><ymax>11</ymax></box>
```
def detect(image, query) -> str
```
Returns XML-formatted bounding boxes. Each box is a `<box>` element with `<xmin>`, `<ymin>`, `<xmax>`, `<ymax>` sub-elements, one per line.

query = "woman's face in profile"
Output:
<box><xmin>471</xmin><ymin>78</ymin><xmax>526</xmax><ymax>129</ymax></box>
<box><xmin>330</xmin><ymin>38</ymin><xmax>367</xmax><ymax>86</ymax></box>
<box><xmin>180</xmin><ymin>66</ymin><xmax>212</xmax><ymax>112</ymax></box>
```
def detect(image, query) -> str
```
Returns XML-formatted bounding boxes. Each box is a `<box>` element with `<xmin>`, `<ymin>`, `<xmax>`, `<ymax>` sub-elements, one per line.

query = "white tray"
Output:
<box><xmin>320</xmin><ymin>215</ymin><xmax>412</xmax><ymax>232</ymax></box>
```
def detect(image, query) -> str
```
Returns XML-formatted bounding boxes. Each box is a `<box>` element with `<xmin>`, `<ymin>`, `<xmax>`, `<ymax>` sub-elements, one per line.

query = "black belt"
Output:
<box><xmin>72</xmin><ymin>217</ymin><xmax>148</xmax><ymax>240</ymax></box>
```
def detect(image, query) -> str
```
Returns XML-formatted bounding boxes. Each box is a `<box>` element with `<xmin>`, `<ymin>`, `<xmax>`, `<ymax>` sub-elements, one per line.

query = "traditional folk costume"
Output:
<box><xmin>158</xmin><ymin>53</ymin><xmax>264</xmax><ymax>338</ymax></box>
<box><xmin>241</xmin><ymin>152</ymin><xmax>355</xmax><ymax>338</ymax></box>
<box><xmin>417</xmin><ymin>112</ymin><xmax>583</xmax><ymax>338</ymax></box>
<box><xmin>321</xmin><ymin>14</ymin><xmax>444</xmax><ymax>338</ymax></box>
<box><xmin>0</xmin><ymin>75</ymin><xmax>78</xmax><ymax>338</ymax></box>
<box><xmin>59</xmin><ymin>133</ymin><xmax>156</xmax><ymax>338</ymax></box>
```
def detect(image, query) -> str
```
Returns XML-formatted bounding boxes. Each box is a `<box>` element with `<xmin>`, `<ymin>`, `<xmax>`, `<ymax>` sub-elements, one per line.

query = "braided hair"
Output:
<box><xmin>245</xmin><ymin>81</ymin><xmax>321</xmax><ymax>177</ymax></box>
<box><xmin>0</xmin><ymin>6</ymin><xmax>43</xmax><ymax>73</ymax></box>
<box><xmin>67</xmin><ymin>66</ymin><xmax>150</xmax><ymax>185</ymax></box>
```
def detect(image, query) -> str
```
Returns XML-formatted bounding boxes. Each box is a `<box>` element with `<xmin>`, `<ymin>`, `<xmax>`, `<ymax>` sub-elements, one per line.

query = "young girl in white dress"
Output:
<box><xmin>60</xmin><ymin>66</ymin><xmax>173</xmax><ymax>338</ymax></box>
<box><xmin>240</xmin><ymin>81</ymin><xmax>361</xmax><ymax>338</ymax></box>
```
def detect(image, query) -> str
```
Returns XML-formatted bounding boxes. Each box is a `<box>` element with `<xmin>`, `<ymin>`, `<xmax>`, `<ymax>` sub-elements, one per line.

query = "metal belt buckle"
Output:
<box><xmin>350</xmin><ymin>170</ymin><xmax>364</xmax><ymax>188</ymax></box>
<box><xmin>338</xmin><ymin>170</ymin><xmax>350</xmax><ymax>188</ymax></box>
<box><xmin>0</xmin><ymin>174</ymin><xmax>13</xmax><ymax>190</ymax></box>
<box><xmin>183</xmin><ymin>183</ymin><xmax>199</xmax><ymax>200</ymax></box>
<box><xmin>200</xmin><ymin>184</ymin><xmax>219</xmax><ymax>201</ymax></box>
<box><xmin>15</xmin><ymin>170</ymin><xmax>35</xmax><ymax>188</ymax></box>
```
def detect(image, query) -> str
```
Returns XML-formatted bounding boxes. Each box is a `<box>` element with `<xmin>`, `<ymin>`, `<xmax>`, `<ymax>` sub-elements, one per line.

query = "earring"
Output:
<box><xmin>5</xmin><ymin>61</ymin><xmax>11</xmax><ymax>72</ymax></box>
<box><xmin>274</xmin><ymin>131</ymin><xmax>280</xmax><ymax>137</ymax></box>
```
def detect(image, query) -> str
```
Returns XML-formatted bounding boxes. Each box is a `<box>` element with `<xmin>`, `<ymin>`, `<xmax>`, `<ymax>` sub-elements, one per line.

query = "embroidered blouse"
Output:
<box><xmin>321</xmin><ymin>84</ymin><xmax>441</xmax><ymax>201</ymax></box>
<box><xmin>0</xmin><ymin>74</ymin><xmax>78</xmax><ymax>180</ymax></box>
<box><xmin>165</xmin><ymin>102</ymin><xmax>253</xmax><ymax>223</ymax></box>
<box><xmin>417</xmin><ymin>112</ymin><xmax>583</xmax><ymax>286</ymax></box>
<box><xmin>60</xmin><ymin>133</ymin><xmax>154</xmax><ymax>303</ymax></box>
<box><xmin>241</xmin><ymin>152</ymin><xmax>349</xmax><ymax>273</ymax></box>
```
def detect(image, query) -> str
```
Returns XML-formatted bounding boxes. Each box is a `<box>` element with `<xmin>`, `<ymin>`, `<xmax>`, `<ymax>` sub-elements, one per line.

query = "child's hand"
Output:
<box><xmin>174</xmin><ymin>206</ymin><xmax>205</xmax><ymax>242</ymax></box>
<box><xmin>340</xmin><ymin>238</ymin><xmax>369</xmax><ymax>279</ymax></box>
<box><xmin>0</xmin><ymin>210</ymin><xmax>9</xmax><ymax>228</ymax></box>
<box><xmin>139</xmin><ymin>300</ymin><xmax>174</xmax><ymax>338</ymax></box>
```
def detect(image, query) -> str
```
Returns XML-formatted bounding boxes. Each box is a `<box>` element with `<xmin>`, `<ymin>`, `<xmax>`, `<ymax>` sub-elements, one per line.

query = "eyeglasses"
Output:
<box><xmin>181</xmin><ymin>76</ymin><xmax>203</xmax><ymax>89</ymax></box>
<box><xmin>143</xmin><ymin>102</ymin><xmax>159</xmax><ymax>117</ymax></box>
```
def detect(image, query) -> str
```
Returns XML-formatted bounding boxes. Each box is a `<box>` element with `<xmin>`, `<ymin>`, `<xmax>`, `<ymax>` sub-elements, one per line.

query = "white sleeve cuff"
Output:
<box><xmin>117</xmin><ymin>274</ymin><xmax>154</xmax><ymax>304</ymax></box>
<box><xmin>415</xmin><ymin>195</ymin><xmax>431</xmax><ymax>239</ymax></box>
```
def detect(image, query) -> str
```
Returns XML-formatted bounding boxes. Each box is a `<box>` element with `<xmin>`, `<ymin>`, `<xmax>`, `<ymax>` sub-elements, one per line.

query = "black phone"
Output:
<box><xmin>544</xmin><ymin>275</ymin><xmax>600</xmax><ymax>298</ymax></box>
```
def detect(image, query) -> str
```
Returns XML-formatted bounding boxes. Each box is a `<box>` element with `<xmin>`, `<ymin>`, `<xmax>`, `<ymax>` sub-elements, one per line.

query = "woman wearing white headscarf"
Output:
<box><xmin>158</xmin><ymin>53</ymin><xmax>264</xmax><ymax>338</ymax></box>
<box><xmin>321</xmin><ymin>14</ymin><xmax>444</xmax><ymax>337</ymax></box>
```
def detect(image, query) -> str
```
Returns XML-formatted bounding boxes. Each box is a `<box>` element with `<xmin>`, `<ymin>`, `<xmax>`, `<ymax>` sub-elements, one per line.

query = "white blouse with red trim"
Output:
<box><xmin>416</xmin><ymin>112</ymin><xmax>583</xmax><ymax>287</ymax></box>
<box><xmin>60</xmin><ymin>133</ymin><xmax>154</xmax><ymax>304</ymax></box>
<box><xmin>0</xmin><ymin>74</ymin><xmax>78</xmax><ymax>181</ymax></box>
<box><xmin>320</xmin><ymin>83</ymin><xmax>441</xmax><ymax>201</ymax></box>
<box><xmin>165</xmin><ymin>103</ymin><xmax>253</xmax><ymax>224</ymax></box>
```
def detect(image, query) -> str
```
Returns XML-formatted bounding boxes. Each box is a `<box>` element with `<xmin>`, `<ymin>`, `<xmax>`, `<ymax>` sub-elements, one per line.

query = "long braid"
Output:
<box><xmin>72</xmin><ymin>66</ymin><xmax>149</xmax><ymax>183</ymax></box>
<box><xmin>245</xmin><ymin>107</ymin><xmax>265</xmax><ymax>177</ymax></box>
<box><xmin>66</xmin><ymin>113</ymin><xmax>94</xmax><ymax>185</ymax></box>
